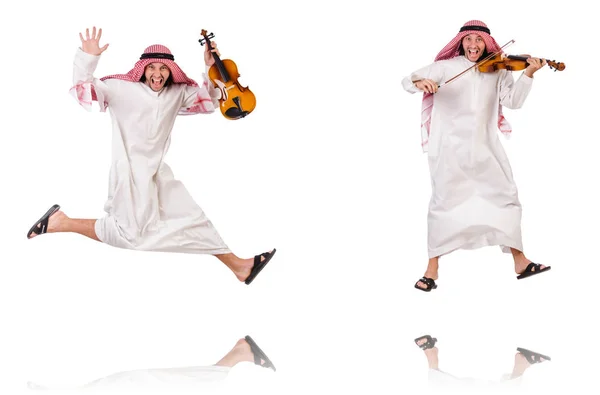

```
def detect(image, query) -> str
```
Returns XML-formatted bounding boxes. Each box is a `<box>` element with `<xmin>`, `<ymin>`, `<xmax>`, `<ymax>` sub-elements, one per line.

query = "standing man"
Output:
<box><xmin>402</xmin><ymin>20</ymin><xmax>550</xmax><ymax>291</ymax></box>
<box><xmin>27</xmin><ymin>27</ymin><xmax>275</xmax><ymax>285</ymax></box>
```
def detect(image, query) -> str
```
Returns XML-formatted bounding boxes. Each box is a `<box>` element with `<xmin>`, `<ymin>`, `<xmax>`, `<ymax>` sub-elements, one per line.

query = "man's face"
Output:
<box><xmin>144</xmin><ymin>62</ymin><xmax>171</xmax><ymax>91</ymax></box>
<box><xmin>462</xmin><ymin>34</ymin><xmax>486</xmax><ymax>62</ymax></box>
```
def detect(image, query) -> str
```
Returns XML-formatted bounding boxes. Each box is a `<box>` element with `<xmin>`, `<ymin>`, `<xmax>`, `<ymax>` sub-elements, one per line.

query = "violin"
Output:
<box><xmin>478</xmin><ymin>54</ymin><xmax>565</xmax><ymax>73</ymax></box>
<box><xmin>199</xmin><ymin>30</ymin><xmax>256</xmax><ymax>120</ymax></box>
<box><xmin>438</xmin><ymin>40</ymin><xmax>566</xmax><ymax>89</ymax></box>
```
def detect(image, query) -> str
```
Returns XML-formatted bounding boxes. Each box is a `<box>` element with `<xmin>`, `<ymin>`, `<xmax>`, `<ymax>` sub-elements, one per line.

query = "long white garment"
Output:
<box><xmin>72</xmin><ymin>49</ymin><xmax>230</xmax><ymax>255</ymax></box>
<box><xmin>402</xmin><ymin>57</ymin><xmax>533</xmax><ymax>258</ymax></box>
<box><xmin>28</xmin><ymin>365</ymin><xmax>231</xmax><ymax>393</ymax></box>
<box><xmin>427</xmin><ymin>368</ymin><xmax>522</xmax><ymax>393</ymax></box>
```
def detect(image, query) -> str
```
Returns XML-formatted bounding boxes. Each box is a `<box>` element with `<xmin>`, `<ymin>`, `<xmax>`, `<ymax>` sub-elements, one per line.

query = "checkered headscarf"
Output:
<box><xmin>419</xmin><ymin>20</ymin><xmax>512</xmax><ymax>153</ymax></box>
<box><xmin>100</xmin><ymin>44</ymin><xmax>198</xmax><ymax>86</ymax></box>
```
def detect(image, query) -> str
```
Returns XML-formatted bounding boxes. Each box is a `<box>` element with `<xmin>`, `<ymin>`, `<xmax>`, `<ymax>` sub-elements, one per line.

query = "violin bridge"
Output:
<box><xmin>214</xmin><ymin>79</ymin><xmax>228</xmax><ymax>102</ymax></box>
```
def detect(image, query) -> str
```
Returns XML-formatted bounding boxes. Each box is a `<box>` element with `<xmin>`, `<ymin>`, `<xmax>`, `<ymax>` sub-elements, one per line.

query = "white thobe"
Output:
<box><xmin>72</xmin><ymin>49</ymin><xmax>230</xmax><ymax>255</ymax></box>
<box><xmin>427</xmin><ymin>368</ymin><xmax>522</xmax><ymax>392</ymax></box>
<box><xmin>402</xmin><ymin>57</ymin><xmax>533</xmax><ymax>258</ymax></box>
<box><xmin>28</xmin><ymin>365</ymin><xmax>231</xmax><ymax>393</ymax></box>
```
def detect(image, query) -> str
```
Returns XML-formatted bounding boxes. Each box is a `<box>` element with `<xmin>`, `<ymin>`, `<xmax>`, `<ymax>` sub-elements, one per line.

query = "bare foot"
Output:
<box><xmin>515</xmin><ymin>253</ymin><xmax>546</xmax><ymax>274</ymax></box>
<box><xmin>215</xmin><ymin>338</ymin><xmax>269</xmax><ymax>368</ymax></box>
<box><xmin>511</xmin><ymin>351</ymin><xmax>547</xmax><ymax>378</ymax></box>
<box><xmin>233</xmin><ymin>249</ymin><xmax>275</xmax><ymax>282</ymax></box>
<box><xmin>28</xmin><ymin>210</ymin><xmax>68</xmax><ymax>239</ymax></box>
<box><xmin>512</xmin><ymin>249</ymin><xmax>547</xmax><ymax>275</ymax></box>
<box><xmin>415</xmin><ymin>270</ymin><xmax>438</xmax><ymax>290</ymax></box>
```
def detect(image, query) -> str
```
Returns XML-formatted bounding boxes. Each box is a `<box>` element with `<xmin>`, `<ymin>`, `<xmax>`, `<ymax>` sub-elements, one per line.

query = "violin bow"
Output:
<box><xmin>437</xmin><ymin>40</ymin><xmax>516</xmax><ymax>88</ymax></box>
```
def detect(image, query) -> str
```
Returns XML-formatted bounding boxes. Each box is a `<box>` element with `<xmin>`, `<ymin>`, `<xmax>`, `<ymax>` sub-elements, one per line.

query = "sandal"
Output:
<box><xmin>415</xmin><ymin>277</ymin><xmax>437</xmax><ymax>292</ymax></box>
<box><xmin>245</xmin><ymin>335</ymin><xmax>276</xmax><ymax>371</ymax></box>
<box><xmin>517</xmin><ymin>263</ymin><xmax>551</xmax><ymax>280</ymax></box>
<box><xmin>245</xmin><ymin>249</ymin><xmax>276</xmax><ymax>285</ymax></box>
<box><xmin>415</xmin><ymin>334</ymin><xmax>437</xmax><ymax>350</ymax></box>
<box><xmin>27</xmin><ymin>204</ymin><xmax>60</xmax><ymax>239</ymax></box>
<box><xmin>516</xmin><ymin>347</ymin><xmax>551</xmax><ymax>364</ymax></box>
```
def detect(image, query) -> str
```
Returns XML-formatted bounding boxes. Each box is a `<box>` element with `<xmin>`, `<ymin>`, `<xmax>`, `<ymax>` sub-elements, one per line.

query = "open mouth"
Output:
<box><xmin>468</xmin><ymin>48</ymin><xmax>480</xmax><ymax>58</ymax></box>
<box><xmin>151</xmin><ymin>77</ymin><xmax>164</xmax><ymax>89</ymax></box>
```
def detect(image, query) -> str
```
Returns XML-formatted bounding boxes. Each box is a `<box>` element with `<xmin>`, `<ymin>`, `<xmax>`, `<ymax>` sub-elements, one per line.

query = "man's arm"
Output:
<box><xmin>70</xmin><ymin>26</ymin><xmax>111</xmax><ymax>111</ymax></box>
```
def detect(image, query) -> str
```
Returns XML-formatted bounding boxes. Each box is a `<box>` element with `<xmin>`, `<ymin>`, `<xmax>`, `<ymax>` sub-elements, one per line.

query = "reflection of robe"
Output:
<box><xmin>71</xmin><ymin>49</ymin><xmax>230</xmax><ymax>255</ymax></box>
<box><xmin>402</xmin><ymin>57</ymin><xmax>533</xmax><ymax>258</ymax></box>
<box><xmin>428</xmin><ymin>368</ymin><xmax>522</xmax><ymax>392</ymax></box>
<box><xmin>28</xmin><ymin>365</ymin><xmax>230</xmax><ymax>393</ymax></box>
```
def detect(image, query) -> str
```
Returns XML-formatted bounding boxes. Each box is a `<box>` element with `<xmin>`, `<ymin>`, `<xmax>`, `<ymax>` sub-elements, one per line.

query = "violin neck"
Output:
<box><xmin>506</xmin><ymin>55</ymin><xmax>529</xmax><ymax>62</ymax></box>
<box><xmin>212</xmin><ymin>53</ymin><xmax>231</xmax><ymax>82</ymax></box>
<box><xmin>204</xmin><ymin>36</ymin><xmax>231</xmax><ymax>82</ymax></box>
<box><xmin>507</xmin><ymin>55</ymin><xmax>550</xmax><ymax>63</ymax></box>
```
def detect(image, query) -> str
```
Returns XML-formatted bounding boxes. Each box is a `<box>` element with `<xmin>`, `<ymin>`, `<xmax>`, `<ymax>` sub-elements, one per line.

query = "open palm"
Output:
<box><xmin>79</xmin><ymin>26</ymin><xmax>109</xmax><ymax>56</ymax></box>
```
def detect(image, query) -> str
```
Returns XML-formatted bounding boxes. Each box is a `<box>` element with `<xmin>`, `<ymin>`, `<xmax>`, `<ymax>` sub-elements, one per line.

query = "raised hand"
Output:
<box><xmin>204</xmin><ymin>41</ymin><xmax>221</xmax><ymax>67</ymax></box>
<box><xmin>79</xmin><ymin>26</ymin><xmax>109</xmax><ymax>56</ymax></box>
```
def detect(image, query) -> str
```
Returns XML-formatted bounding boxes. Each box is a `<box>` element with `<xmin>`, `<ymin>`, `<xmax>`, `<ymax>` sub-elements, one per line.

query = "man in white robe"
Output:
<box><xmin>27</xmin><ymin>27</ymin><xmax>275</xmax><ymax>285</ymax></box>
<box><xmin>402</xmin><ymin>20</ymin><xmax>550</xmax><ymax>291</ymax></box>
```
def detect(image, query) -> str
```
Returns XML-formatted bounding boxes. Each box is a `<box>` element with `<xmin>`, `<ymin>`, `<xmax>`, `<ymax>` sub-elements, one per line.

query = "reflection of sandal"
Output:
<box><xmin>245</xmin><ymin>249</ymin><xmax>276</xmax><ymax>285</ymax></box>
<box><xmin>516</xmin><ymin>263</ymin><xmax>551</xmax><ymax>279</ymax></box>
<box><xmin>414</xmin><ymin>334</ymin><xmax>437</xmax><ymax>350</ymax></box>
<box><xmin>27</xmin><ymin>204</ymin><xmax>60</xmax><ymax>239</ymax></box>
<box><xmin>245</xmin><ymin>335</ymin><xmax>276</xmax><ymax>371</ymax></box>
<box><xmin>517</xmin><ymin>347</ymin><xmax>551</xmax><ymax>364</ymax></box>
<box><xmin>414</xmin><ymin>277</ymin><xmax>437</xmax><ymax>292</ymax></box>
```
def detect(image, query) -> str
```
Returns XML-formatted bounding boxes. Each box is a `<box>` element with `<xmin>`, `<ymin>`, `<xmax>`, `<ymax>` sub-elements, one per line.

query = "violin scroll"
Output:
<box><xmin>199</xmin><ymin>29</ymin><xmax>214</xmax><ymax>45</ymax></box>
<box><xmin>547</xmin><ymin>59</ymin><xmax>565</xmax><ymax>71</ymax></box>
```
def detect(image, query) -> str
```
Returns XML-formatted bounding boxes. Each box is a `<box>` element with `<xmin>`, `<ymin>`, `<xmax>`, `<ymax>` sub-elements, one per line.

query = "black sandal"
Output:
<box><xmin>415</xmin><ymin>276</ymin><xmax>437</xmax><ymax>292</ymax></box>
<box><xmin>415</xmin><ymin>334</ymin><xmax>437</xmax><ymax>350</ymax></box>
<box><xmin>517</xmin><ymin>262</ymin><xmax>551</xmax><ymax>279</ymax></box>
<box><xmin>245</xmin><ymin>249</ymin><xmax>276</xmax><ymax>285</ymax></box>
<box><xmin>245</xmin><ymin>335</ymin><xmax>276</xmax><ymax>371</ymax></box>
<box><xmin>27</xmin><ymin>204</ymin><xmax>60</xmax><ymax>239</ymax></box>
<box><xmin>516</xmin><ymin>347</ymin><xmax>551</xmax><ymax>364</ymax></box>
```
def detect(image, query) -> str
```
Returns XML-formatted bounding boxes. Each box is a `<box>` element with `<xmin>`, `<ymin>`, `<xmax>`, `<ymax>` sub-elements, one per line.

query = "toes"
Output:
<box><xmin>261</xmin><ymin>249</ymin><xmax>275</xmax><ymax>262</ymax></box>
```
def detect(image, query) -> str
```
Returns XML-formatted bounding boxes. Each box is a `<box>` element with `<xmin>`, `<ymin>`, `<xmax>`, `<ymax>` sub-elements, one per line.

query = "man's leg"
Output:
<box><xmin>416</xmin><ymin>337</ymin><xmax>439</xmax><ymax>370</ymax></box>
<box><xmin>28</xmin><ymin>209</ymin><xmax>100</xmax><ymax>242</ymax></box>
<box><xmin>509</xmin><ymin>350</ymin><xmax>549</xmax><ymax>379</ymax></box>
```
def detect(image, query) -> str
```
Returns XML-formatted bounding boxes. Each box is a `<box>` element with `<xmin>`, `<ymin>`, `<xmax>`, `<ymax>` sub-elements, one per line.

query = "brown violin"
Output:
<box><xmin>478</xmin><ymin>54</ymin><xmax>565</xmax><ymax>72</ymax></box>
<box><xmin>438</xmin><ymin>40</ymin><xmax>566</xmax><ymax>89</ymax></box>
<box><xmin>199</xmin><ymin>29</ymin><xmax>256</xmax><ymax>120</ymax></box>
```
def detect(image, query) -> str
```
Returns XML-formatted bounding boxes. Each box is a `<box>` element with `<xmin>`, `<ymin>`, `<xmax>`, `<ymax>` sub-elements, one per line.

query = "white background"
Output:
<box><xmin>1</xmin><ymin>0</ymin><xmax>598</xmax><ymax>394</ymax></box>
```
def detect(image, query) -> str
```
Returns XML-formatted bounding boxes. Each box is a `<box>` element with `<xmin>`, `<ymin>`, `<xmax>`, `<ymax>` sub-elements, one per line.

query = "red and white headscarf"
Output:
<box><xmin>71</xmin><ymin>44</ymin><xmax>214</xmax><ymax>115</ymax></box>
<box><xmin>100</xmin><ymin>44</ymin><xmax>198</xmax><ymax>86</ymax></box>
<box><xmin>419</xmin><ymin>20</ymin><xmax>511</xmax><ymax>152</ymax></box>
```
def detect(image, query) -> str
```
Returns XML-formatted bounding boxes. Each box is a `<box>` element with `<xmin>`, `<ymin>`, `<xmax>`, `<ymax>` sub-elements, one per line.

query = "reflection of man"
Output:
<box><xmin>27</xmin><ymin>26</ymin><xmax>275</xmax><ymax>285</ymax></box>
<box><xmin>28</xmin><ymin>336</ymin><xmax>275</xmax><ymax>392</ymax></box>
<box><xmin>415</xmin><ymin>335</ymin><xmax>550</xmax><ymax>390</ymax></box>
